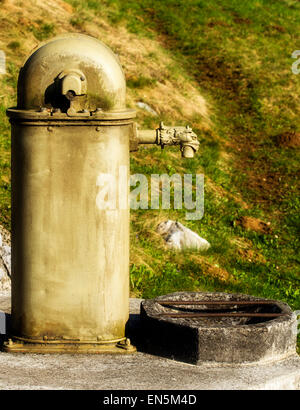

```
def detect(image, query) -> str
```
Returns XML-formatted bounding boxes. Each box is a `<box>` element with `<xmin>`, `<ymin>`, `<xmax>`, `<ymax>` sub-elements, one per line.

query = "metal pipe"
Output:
<box><xmin>137</xmin><ymin>129</ymin><xmax>157</xmax><ymax>144</ymax></box>
<box><xmin>136</xmin><ymin>123</ymin><xmax>200</xmax><ymax>158</ymax></box>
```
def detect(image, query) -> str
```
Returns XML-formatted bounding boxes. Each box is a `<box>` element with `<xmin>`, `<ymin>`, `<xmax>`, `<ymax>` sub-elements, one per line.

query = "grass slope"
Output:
<box><xmin>65</xmin><ymin>0</ymin><xmax>300</xmax><ymax>305</ymax></box>
<box><xmin>0</xmin><ymin>0</ymin><xmax>299</xmax><ymax>348</ymax></box>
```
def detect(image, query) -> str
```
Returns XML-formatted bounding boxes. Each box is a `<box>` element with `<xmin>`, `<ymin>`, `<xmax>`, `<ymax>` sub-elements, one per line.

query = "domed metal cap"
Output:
<box><xmin>17</xmin><ymin>34</ymin><xmax>129</xmax><ymax>114</ymax></box>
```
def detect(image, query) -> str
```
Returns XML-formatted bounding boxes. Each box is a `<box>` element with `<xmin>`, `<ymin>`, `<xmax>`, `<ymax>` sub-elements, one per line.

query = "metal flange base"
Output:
<box><xmin>2</xmin><ymin>337</ymin><xmax>136</xmax><ymax>354</ymax></box>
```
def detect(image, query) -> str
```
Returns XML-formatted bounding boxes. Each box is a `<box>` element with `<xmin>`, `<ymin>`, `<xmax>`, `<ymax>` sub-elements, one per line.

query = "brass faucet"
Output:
<box><xmin>137</xmin><ymin>122</ymin><xmax>200</xmax><ymax>158</ymax></box>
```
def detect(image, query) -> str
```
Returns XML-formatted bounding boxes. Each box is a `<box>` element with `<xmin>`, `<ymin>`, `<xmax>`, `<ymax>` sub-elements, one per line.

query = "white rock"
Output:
<box><xmin>157</xmin><ymin>220</ymin><xmax>210</xmax><ymax>251</ymax></box>
<box><xmin>0</xmin><ymin>266</ymin><xmax>5</xmax><ymax>281</ymax></box>
<box><xmin>0</xmin><ymin>50</ymin><xmax>6</xmax><ymax>75</ymax></box>
<box><xmin>1</xmin><ymin>245</ymin><xmax>11</xmax><ymax>274</ymax></box>
<box><xmin>136</xmin><ymin>101</ymin><xmax>158</xmax><ymax>116</ymax></box>
<box><xmin>0</xmin><ymin>230</ymin><xmax>11</xmax><ymax>291</ymax></box>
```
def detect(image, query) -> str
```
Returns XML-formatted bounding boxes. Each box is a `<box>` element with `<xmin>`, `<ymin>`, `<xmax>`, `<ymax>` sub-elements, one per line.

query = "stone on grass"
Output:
<box><xmin>157</xmin><ymin>220</ymin><xmax>210</xmax><ymax>251</ymax></box>
<box><xmin>136</xmin><ymin>101</ymin><xmax>158</xmax><ymax>116</ymax></box>
<box><xmin>0</xmin><ymin>228</ymin><xmax>11</xmax><ymax>291</ymax></box>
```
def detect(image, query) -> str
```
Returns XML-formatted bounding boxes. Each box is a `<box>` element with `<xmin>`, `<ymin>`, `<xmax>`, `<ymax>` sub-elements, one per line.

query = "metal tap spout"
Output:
<box><xmin>137</xmin><ymin>122</ymin><xmax>199</xmax><ymax>158</ymax></box>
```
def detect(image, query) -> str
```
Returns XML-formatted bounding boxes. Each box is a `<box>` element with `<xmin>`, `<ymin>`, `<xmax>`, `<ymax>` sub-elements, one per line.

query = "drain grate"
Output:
<box><xmin>156</xmin><ymin>300</ymin><xmax>287</xmax><ymax>318</ymax></box>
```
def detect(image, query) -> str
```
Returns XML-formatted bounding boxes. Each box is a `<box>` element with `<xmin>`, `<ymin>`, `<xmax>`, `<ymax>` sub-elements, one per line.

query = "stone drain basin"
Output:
<box><xmin>140</xmin><ymin>292</ymin><xmax>298</xmax><ymax>365</ymax></box>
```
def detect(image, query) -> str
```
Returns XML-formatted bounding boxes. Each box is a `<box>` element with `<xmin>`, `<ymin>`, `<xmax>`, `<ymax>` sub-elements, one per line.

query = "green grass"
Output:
<box><xmin>129</xmin><ymin>1</ymin><xmax>298</xmax><ymax>301</ymax></box>
<box><xmin>30</xmin><ymin>22</ymin><xmax>56</xmax><ymax>41</ymax></box>
<box><xmin>127</xmin><ymin>75</ymin><xmax>157</xmax><ymax>89</ymax></box>
<box><xmin>0</xmin><ymin>102</ymin><xmax>11</xmax><ymax>228</ymax></box>
<box><xmin>0</xmin><ymin>0</ymin><xmax>299</xmax><ymax>347</ymax></box>
<box><xmin>129</xmin><ymin>144</ymin><xmax>300</xmax><ymax>307</ymax></box>
<box><xmin>0</xmin><ymin>59</ymin><xmax>16</xmax><ymax>228</ymax></box>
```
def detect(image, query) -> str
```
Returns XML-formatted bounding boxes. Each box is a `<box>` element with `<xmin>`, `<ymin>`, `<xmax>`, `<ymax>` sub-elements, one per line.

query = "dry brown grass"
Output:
<box><xmin>235</xmin><ymin>216</ymin><xmax>272</xmax><ymax>234</ymax></box>
<box><xmin>0</xmin><ymin>0</ymin><xmax>211</xmax><ymax>129</ymax></box>
<box><xmin>82</xmin><ymin>18</ymin><xmax>211</xmax><ymax>127</ymax></box>
<box><xmin>188</xmin><ymin>253</ymin><xmax>231</xmax><ymax>281</ymax></box>
<box><xmin>130</xmin><ymin>211</ymin><xmax>167</xmax><ymax>269</ymax></box>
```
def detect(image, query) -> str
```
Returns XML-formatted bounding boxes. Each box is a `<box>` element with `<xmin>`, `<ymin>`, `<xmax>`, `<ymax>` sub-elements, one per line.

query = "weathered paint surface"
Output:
<box><xmin>11</xmin><ymin>123</ymin><xmax>130</xmax><ymax>343</ymax></box>
<box><xmin>17</xmin><ymin>34</ymin><xmax>126</xmax><ymax>112</ymax></box>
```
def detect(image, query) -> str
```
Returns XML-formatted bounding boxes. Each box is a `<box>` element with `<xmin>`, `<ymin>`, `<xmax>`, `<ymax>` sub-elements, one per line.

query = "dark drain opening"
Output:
<box><xmin>156</xmin><ymin>300</ymin><xmax>284</xmax><ymax>325</ymax></box>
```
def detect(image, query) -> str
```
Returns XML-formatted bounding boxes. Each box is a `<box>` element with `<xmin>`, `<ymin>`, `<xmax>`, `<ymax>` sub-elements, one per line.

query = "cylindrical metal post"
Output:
<box><xmin>5</xmin><ymin>34</ymin><xmax>136</xmax><ymax>353</ymax></box>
